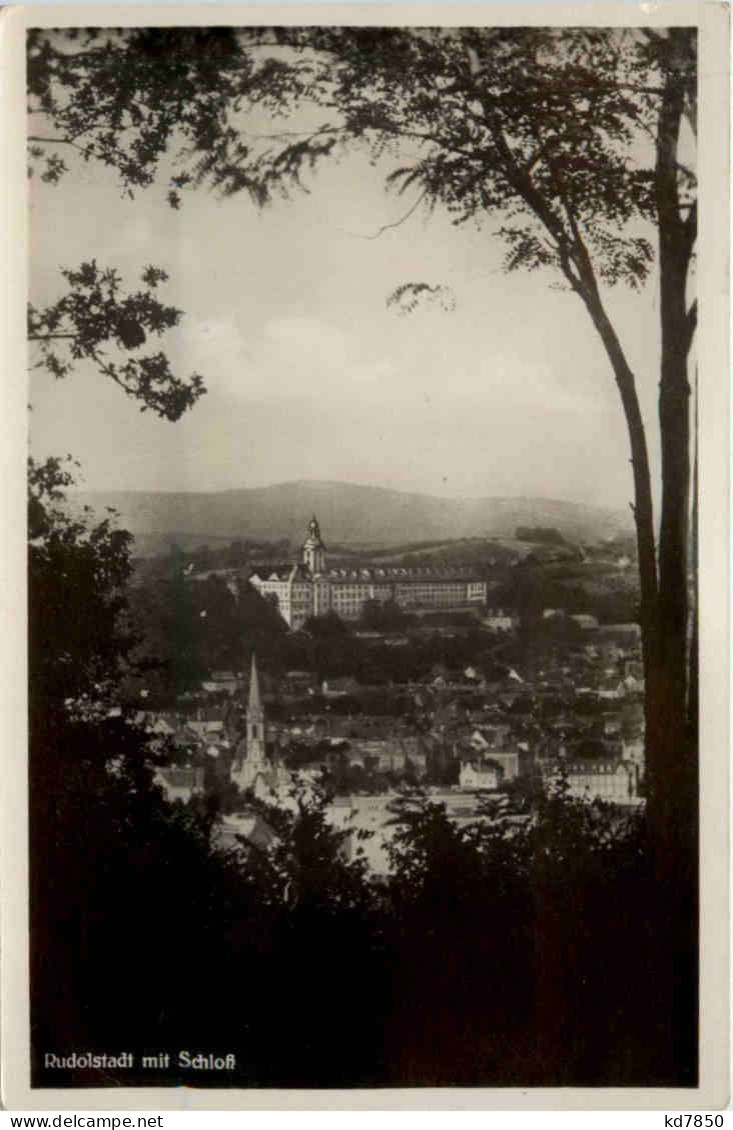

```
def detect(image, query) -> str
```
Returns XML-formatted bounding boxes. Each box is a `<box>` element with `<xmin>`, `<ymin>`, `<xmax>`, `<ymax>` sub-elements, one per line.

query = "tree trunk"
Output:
<box><xmin>643</xmin><ymin>29</ymin><xmax>698</xmax><ymax>1084</ymax></box>
<box><xmin>574</xmin><ymin>30</ymin><xmax>696</xmax><ymax>886</ymax></box>
<box><xmin>497</xmin><ymin>25</ymin><xmax>698</xmax><ymax>1084</ymax></box>
<box><xmin>575</xmin><ymin>285</ymin><xmax>660</xmax><ymax>697</ymax></box>
<box><xmin>649</xmin><ymin>28</ymin><xmax>696</xmax><ymax>883</ymax></box>
<box><xmin>573</xmin><ymin>212</ymin><xmax>696</xmax><ymax>1081</ymax></box>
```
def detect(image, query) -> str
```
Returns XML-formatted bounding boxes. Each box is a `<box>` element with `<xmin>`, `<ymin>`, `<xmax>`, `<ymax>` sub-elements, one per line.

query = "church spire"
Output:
<box><xmin>231</xmin><ymin>650</ymin><xmax>268</xmax><ymax>791</ymax></box>
<box><xmin>248</xmin><ymin>651</ymin><xmax>263</xmax><ymax>717</ymax></box>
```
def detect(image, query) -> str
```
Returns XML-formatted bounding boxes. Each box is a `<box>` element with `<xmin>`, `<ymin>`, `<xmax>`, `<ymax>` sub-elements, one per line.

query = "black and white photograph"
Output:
<box><xmin>4</xmin><ymin>1</ymin><xmax>728</xmax><ymax>1108</ymax></box>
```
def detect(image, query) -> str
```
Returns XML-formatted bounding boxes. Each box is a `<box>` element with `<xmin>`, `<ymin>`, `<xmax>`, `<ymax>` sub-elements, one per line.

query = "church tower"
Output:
<box><xmin>302</xmin><ymin>514</ymin><xmax>326</xmax><ymax>575</ymax></box>
<box><xmin>246</xmin><ymin>651</ymin><xmax>266</xmax><ymax>764</ymax></box>
<box><xmin>231</xmin><ymin>651</ymin><xmax>277</xmax><ymax>795</ymax></box>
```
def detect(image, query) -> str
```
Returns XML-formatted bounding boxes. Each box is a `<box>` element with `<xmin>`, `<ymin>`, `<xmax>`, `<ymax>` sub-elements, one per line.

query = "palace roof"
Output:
<box><xmin>249</xmin><ymin>563</ymin><xmax>311</xmax><ymax>582</ymax></box>
<box><xmin>251</xmin><ymin>562</ymin><xmax>485</xmax><ymax>584</ymax></box>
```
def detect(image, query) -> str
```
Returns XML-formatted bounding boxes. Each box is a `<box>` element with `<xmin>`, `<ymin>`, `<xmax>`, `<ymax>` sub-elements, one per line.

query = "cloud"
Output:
<box><xmin>264</xmin><ymin>314</ymin><xmax>351</xmax><ymax>363</ymax></box>
<box><xmin>174</xmin><ymin>308</ymin><xmax>609</xmax><ymax>424</ymax></box>
<box><xmin>176</xmin><ymin>312</ymin><xmax>399</xmax><ymax>403</ymax></box>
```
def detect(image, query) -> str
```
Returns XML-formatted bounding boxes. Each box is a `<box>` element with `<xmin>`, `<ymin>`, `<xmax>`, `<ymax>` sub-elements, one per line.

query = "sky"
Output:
<box><xmin>28</xmin><ymin>50</ymin><xmax>665</xmax><ymax>512</ymax></box>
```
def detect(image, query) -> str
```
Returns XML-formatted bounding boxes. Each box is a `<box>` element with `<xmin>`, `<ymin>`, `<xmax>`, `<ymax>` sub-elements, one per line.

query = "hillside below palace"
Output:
<box><xmin>248</xmin><ymin>516</ymin><xmax>488</xmax><ymax>630</ymax></box>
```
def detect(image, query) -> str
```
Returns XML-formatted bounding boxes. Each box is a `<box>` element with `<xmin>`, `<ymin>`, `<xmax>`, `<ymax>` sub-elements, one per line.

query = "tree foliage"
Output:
<box><xmin>28</xmin><ymin>454</ymin><xmax>135</xmax><ymax>709</ymax></box>
<box><xmin>233</xmin><ymin>775</ymin><xmax>375</xmax><ymax>912</ymax></box>
<box><xmin>29</xmin><ymin>261</ymin><xmax>205</xmax><ymax>420</ymax></box>
<box><xmin>28</xmin><ymin>28</ymin><xmax>693</xmax><ymax>286</ymax></box>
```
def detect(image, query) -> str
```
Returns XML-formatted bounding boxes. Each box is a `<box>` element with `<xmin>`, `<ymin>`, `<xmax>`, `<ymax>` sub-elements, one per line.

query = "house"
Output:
<box><xmin>383</xmin><ymin>635</ymin><xmax>410</xmax><ymax>648</ymax></box>
<box><xmin>480</xmin><ymin>722</ymin><xmax>513</xmax><ymax>746</ymax></box>
<box><xmin>486</xmin><ymin>750</ymin><xmax>521</xmax><ymax>781</ymax></box>
<box><xmin>322</xmin><ymin>676</ymin><xmax>361</xmax><ymax>698</ymax></box>
<box><xmin>542</xmin><ymin>759</ymin><xmax>643</xmax><ymax>806</ymax></box>
<box><xmin>596</xmin><ymin>622</ymin><xmax>642</xmax><ymax>643</ymax></box>
<box><xmin>215</xmin><ymin>810</ymin><xmax>278</xmax><ymax>852</ymax></box>
<box><xmin>279</xmin><ymin>670</ymin><xmax>316</xmax><ymax>695</ymax></box>
<box><xmin>459</xmin><ymin>759</ymin><xmax>501</xmax><ymax>791</ymax></box>
<box><xmin>570</xmin><ymin>613</ymin><xmax>599</xmax><ymax>631</ymax></box>
<box><xmin>186</xmin><ymin>719</ymin><xmax>225</xmax><ymax>740</ymax></box>
<box><xmin>154</xmin><ymin>766</ymin><xmax>204</xmax><ymax>803</ymax></box>
<box><xmin>483</xmin><ymin>609</ymin><xmax>517</xmax><ymax>632</ymax></box>
<box><xmin>201</xmin><ymin>671</ymin><xmax>242</xmax><ymax>696</ymax></box>
<box><xmin>622</xmin><ymin>738</ymin><xmax>645</xmax><ymax>766</ymax></box>
<box><xmin>133</xmin><ymin>712</ymin><xmax>178</xmax><ymax>736</ymax></box>
<box><xmin>340</xmin><ymin>735</ymin><xmax>427</xmax><ymax>777</ymax></box>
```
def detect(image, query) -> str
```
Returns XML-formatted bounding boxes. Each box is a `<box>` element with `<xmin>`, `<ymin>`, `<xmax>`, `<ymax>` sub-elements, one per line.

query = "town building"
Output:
<box><xmin>214</xmin><ymin>810</ymin><xmax>277</xmax><ymax>852</ymax></box>
<box><xmin>459</xmin><ymin>759</ymin><xmax>501</xmax><ymax>790</ymax></box>
<box><xmin>540</xmin><ymin>757</ymin><xmax>643</xmax><ymax>806</ymax></box>
<box><xmin>570</xmin><ymin>613</ymin><xmax>600</xmax><ymax>631</ymax></box>
<box><xmin>200</xmin><ymin>670</ymin><xmax>242</xmax><ymax>696</ymax></box>
<box><xmin>154</xmin><ymin>765</ymin><xmax>205</xmax><ymax>804</ymax></box>
<box><xmin>482</xmin><ymin>609</ymin><xmax>517</xmax><ymax>632</ymax></box>
<box><xmin>249</xmin><ymin>515</ymin><xmax>489</xmax><ymax>629</ymax></box>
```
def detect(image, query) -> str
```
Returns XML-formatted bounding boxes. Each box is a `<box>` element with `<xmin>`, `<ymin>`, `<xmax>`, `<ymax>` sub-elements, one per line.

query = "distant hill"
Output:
<box><xmin>73</xmin><ymin>480</ymin><xmax>632</xmax><ymax>556</ymax></box>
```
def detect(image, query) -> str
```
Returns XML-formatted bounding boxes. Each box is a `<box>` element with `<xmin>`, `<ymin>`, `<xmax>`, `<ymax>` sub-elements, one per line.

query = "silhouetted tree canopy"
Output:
<box><xmin>29</xmin><ymin>261</ymin><xmax>205</xmax><ymax>420</ymax></box>
<box><xmin>29</xmin><ymin>454</ymin><xmax>135</xmax><ymax>708</ymax></box>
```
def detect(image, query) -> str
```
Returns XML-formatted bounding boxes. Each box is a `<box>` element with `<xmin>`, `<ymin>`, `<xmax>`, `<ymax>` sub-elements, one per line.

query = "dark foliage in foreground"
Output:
<box><xmin>29</xmin><ymin>462</ymin><xmax>696</xmax><ymax>1091</ymax></box>
<box><xmin>31</xmin><ymin>743</ymin><xmax>694</xmax><ymax>1088</ymax></box>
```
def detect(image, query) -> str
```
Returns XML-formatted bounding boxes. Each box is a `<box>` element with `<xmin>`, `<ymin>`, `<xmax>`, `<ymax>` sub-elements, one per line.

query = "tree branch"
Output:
<box><xmin>28</xmin><ymin>134</ymin><xmax>77</xmax><ymax>144</ymax></box>
<box><xmin>342</xmin><ymin>190</ymin><xmax>428</xmax><ymax>240</ymax></box>
<box><xmin>29</xmin><ymin>332</ymin><xmax>80</xmax><ymax>341</ymax></box>
<box><xmin>27</xmin><ymin>133</ymin><xmax>100</xmax><ymax>161</ymax></box>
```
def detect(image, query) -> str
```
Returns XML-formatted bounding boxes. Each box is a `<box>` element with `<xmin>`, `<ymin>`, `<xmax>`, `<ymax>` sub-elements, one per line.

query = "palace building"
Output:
<box><xmin>248</xmin><ymin>516</ymin><xmax>488</xmax><ymax>630</ymax></box>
